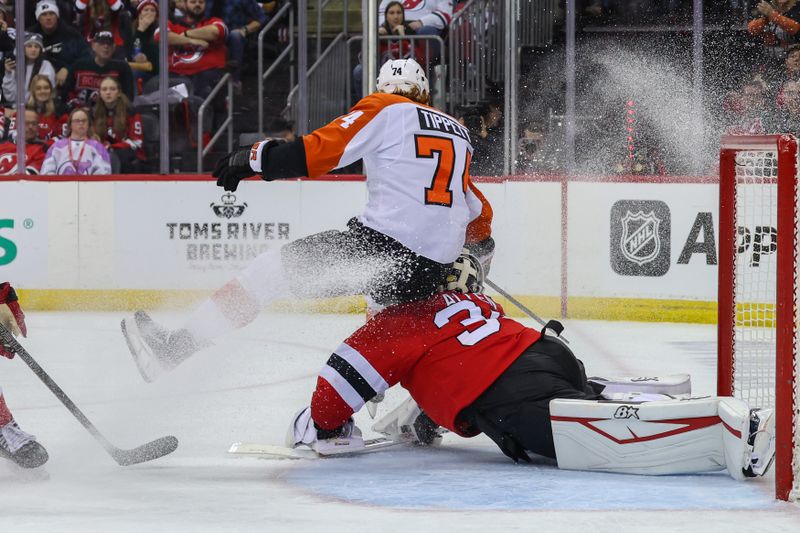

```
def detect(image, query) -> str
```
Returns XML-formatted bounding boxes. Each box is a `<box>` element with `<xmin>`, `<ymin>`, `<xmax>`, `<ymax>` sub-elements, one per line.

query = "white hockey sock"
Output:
<box><xmin>183</xmin><ymin>247</ymin><xmax>291</xmax><ymax>342</ymax></box>
<box><xmin>236</xmin><ymin>247</ymin><xmax>292</xmax><ymax>307</ymax></box>
<box><xmin>183</xmin><ymin>299</ymin><xmax>235</xmax><ymax>343</ymax></box>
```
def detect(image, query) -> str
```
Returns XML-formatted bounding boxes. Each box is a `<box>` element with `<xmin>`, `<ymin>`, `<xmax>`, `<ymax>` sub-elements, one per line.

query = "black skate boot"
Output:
<box><xmin>0</xmin><ymin>420</ymin><xmax>49</xmax><ymax>469</ymax></box>
<box><xmin>121</xmin><ymin>311</ymin><xmax>208</xmax><ymax>383</ymax></box>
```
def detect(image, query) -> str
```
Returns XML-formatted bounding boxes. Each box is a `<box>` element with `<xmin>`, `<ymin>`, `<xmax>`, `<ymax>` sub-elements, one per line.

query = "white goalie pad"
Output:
<box><xmin>588</xmin><ymin>373</ymin><xmax>691</xmax><ymax>399</ymax></box>
<box><xmin>550</xmin><ymin>397</ymin><xmax>753</xmax><ymax>480</ymax></box>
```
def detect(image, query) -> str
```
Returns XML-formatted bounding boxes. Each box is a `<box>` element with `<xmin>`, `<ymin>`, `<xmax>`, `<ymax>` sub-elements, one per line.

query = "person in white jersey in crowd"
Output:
<box><xmin>121</xmin><ymin>58</ymin><xmax>494</xmax><ymax>382</ymax></box>
<box><xmin>40</xmin><ymin>107</ymin><xmax>112</xmax><ymax>175</ymax></box>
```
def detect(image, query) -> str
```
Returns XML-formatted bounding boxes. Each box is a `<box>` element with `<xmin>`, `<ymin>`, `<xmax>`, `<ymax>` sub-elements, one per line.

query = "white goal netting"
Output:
<box><xmin>724</xmin><ymin>141</ymin><xmax>800</xmax><ymax>501</ymax></box>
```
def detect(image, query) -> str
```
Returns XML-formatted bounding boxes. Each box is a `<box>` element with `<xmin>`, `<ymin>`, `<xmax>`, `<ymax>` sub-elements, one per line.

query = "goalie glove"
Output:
<box><xmin>371</xmin><ymin>396</ymin><xmax>444</xmax><ymax>446</ymax></box>
<box><xmin>0</xmin><ymin>283</ymin><xmax>26</xmax><ymax>359</ymax></box>
<box><xmin>286</xmin><ymin>407</ymin><xmax>364</xmax><ymax>456</ymax></box>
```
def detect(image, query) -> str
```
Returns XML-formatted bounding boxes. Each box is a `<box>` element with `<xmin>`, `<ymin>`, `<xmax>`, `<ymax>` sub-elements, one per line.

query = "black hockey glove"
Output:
<box><xmin>213</xmin><ymin>147</ymin><xmax>255</xmax><ymax>192</ymax></box>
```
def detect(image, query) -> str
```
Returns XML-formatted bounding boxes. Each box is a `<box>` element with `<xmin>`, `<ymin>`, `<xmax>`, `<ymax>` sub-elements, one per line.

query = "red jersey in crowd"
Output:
<box><xmin>8</xmin><ymin>113</ymin><xmax>67</xmax><ymax>146</ymax></box>
<box><xmin>155</xmin><ymin>18</ymin><xmax>228</xmax><ymax>76</ymax></box>
<box><xmin>310</xmin><ymin>291</ymin><xmax>540</xmax><ymax>436</ymax></box>
<box><xmin>0</xmin><ymin>141</ymin><xmax>48</xmax><ymax>174</ymax></box>
<box><xmin>103</xmin><ymin>109</ymin><xmax>145</xmax><ymax>159</ymax></box>
<box><xmin>37</xmin><ymin>114</ymin><xmax>68</xmax><ymax>145</ymax></box>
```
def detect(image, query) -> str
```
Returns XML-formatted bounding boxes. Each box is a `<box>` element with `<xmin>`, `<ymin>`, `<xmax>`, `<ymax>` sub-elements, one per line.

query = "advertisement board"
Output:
<box><xmin>0</xmin><ymin>181</ymin><xmax>50</xmax><ymax>285</ymax></box>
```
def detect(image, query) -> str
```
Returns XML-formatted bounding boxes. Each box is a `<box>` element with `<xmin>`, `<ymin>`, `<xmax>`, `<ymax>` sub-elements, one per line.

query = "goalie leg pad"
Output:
<box><xmin>717</xmin><ymin>397</ymin><xmax>752</xmax><ymax>480</ymax></box>
<box><xmin>550</xmin><ymin>397</ymin><xmax>754</xmax><ymax>478</ymax></box>
<box><xmin>588</xmin><ymin>373</ymin><xmax>691</xmax><ymax>399</ymax></box>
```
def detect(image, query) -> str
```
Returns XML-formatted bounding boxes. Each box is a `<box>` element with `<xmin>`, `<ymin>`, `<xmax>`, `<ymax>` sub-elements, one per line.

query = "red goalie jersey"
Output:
<box><xmin>310</xmin><ymin>291</ymin><xmax>540</xmax><ymax>436</ymax></box>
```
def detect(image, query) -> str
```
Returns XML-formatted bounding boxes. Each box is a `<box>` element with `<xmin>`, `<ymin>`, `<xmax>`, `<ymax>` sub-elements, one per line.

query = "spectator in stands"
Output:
<box><xmin>378</xmin><ymin>0</ymin><xmax>451</xmax><ymax>60</ymax></box>
<box><xmin>352</xmin><ymin>1</ymin><xmax>419</xmax><ymax>102</ymax></box>
<box><xmin>94</xmin><ymin>76</ymin><xmax>144</xmax><ymax>173</ymax></box>
<box><xmin>515</xmin><ymin>124</ymin><xmax>547</xmax><ymax>173</ymax></box>
<box><xmin>41</xmin><ymin>107</ymin><xmax>112</xmax><ymax>174</ymax></box>
<box><xmin>205</xmin><ymin>0</ymin><xmax>269</xmax><ymax>93</ymax></box>
<box><xmin>2</xmin><ymin>33</ymin><xmax>56</xmax><ymax>107</ymax></box>
<box><xmin>159</xmin><ymin>0</ymin><xmax>228</xmax><ymax>99</ymax></box>
<box><xmin>379</xmin><ymin>1</ymin><xmax>419</xmax><ymax>58</ymax></box>
<box><xmin>127</xmin><ymin>0</ymin><xmax>159</xmax><ymax>92</ymax></box>
<box><xmin>172</xmin><ymin>0</ymin><xmax>187</xmax><ymax>20</ymax></box>
<box><xmin>25</xmin><ymin>74</ymin><xmax>68</xmax><ymax>145</ymax></box>
<box><xmin>265</xmin><ymin>116</ymin><xmax>295</xmax><ymax>141</ymax></box>
<box><xmin>27</xmin><ymin>1</ymin><xmax>91</xmax><ymax>87</ymax></box>
<box><xmin>724</xmin><ymin>76</ymin><xmax>771</xmax><ymax>135</ymax></box>
<box><xmin>482</xmin><ymin>95</ymin><xmax>503</xmax><ymax>145</ymax></box>
<box><xmin>455</xmin><ymin>105</ymin><xmax>493</xmax><ymax>176</ymax></box>
<box><xmin>75</xmin><ymin>0</ymin><xmax>133</xmax><ymax>60</ymax></box>
<box><xmin>62</xmin><ymin>30</ymin><xmax>135</xmax><ymax>108</ymax></box>
<box><xmin>0</xmin><ymin>6</ymin><xmax>15</xmax><ymax>71</ymax></box>
<box><xmin>774</xmin><ymin>44</ymin><xmax>800</xmax><ymax>102</ymax></box>
<box><xmin>749</xmin><ymin>0</ymin><xmax>800</xmax><ymax>66</ymax></box>
<box><xmin>0</xmin><ymin>108</ymin><xmax>48</xmax><ymax>174</ymax></box>
<box><xmin>471</xmin><ymin>97</ymin><xmax>504</xmax><ymax>176</ymax></box>
<box><xmin>770</xmin><ymin>79</ymin><xmax>800</xmax><ymax>133</ymax></box>
<box><xmin>379</xmin><ymin>0</ymin><xmax>451</xmax><ymax>37</ymax></box>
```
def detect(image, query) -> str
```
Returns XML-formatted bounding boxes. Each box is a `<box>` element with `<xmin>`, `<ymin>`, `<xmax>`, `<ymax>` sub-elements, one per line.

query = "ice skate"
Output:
<box><xmin>0</xmin><ymin>420</ymin><xmax>48</xmax><ymax>469</ymax></box>
<box><xmin>744</xmin><ymin>408</ymin><xmax>776</xmax><ymax>477</ymax></box>
<box><xmin>121</xmin><ymin>311</ymin><xmax>206</xmax><ymax>383</ymax></box>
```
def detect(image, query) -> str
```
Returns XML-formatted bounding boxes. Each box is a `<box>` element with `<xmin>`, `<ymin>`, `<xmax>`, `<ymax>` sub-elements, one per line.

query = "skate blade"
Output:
<box><xmin>121</xmin><ymin>317</ymin><xmax>160</xmax><ymax>383</ymax></box>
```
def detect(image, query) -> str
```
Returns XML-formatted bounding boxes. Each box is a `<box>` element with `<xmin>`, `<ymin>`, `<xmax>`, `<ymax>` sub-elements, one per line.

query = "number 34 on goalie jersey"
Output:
<box><xmin>301</xmin><ymin>92</ymin><xmax>483</xmax><ymax>263</ymax></box>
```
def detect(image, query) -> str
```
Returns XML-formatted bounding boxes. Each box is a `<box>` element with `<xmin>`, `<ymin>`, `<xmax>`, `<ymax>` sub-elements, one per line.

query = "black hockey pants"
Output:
<box><xmin>280</xmin><ymin>217</ymin><xmax>450</xmax><ymax>306</ymax></box>
<box><xmin>458</xmin><ymin>333</ymin><xmax>601</xmax><ymax>462</ymax></box>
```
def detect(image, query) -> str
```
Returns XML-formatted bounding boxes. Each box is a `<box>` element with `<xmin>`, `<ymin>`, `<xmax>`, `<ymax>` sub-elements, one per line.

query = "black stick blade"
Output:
<box><xmin>111</xmin><ymin>436</ymin><xmax>179</xmax><ymax>466</ymax></box>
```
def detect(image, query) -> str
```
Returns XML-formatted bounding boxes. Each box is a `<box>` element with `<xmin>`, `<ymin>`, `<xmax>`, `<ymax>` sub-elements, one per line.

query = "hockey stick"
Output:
<box><xmin>0</xmin><ymin>323</ymin><xmax>178</xmax><ymax>466</ymax></box>
<box><xmin>484</xmin><ymin>277</ymin><xmax>569</xmax><ymax>344</ymax></box>
<box><xmin>229</xmin><ymin>437</ymin><xmax>403</xmax><ymax>460</ymax></box>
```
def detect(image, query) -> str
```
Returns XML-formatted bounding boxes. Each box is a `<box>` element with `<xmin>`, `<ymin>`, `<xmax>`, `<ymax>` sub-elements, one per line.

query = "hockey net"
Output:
<box><xmin>718</xmin><ymin>134</ymin><xmax>800</xmax><ymax>501</ymax></box>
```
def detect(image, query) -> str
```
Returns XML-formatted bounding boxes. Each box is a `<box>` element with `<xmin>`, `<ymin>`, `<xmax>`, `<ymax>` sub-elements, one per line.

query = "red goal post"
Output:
<box><xmin>718</xmin><ymin>134</ymin><xmax>799</xmax><ymax>501</ymax></box>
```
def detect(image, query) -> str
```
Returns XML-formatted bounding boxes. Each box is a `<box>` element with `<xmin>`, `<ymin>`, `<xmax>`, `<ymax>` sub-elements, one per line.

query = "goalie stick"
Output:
<box><xmin>0</xmin><ymin>323</ymin><xmax>178</xmax><ymax>466</ymax></box>
<box><xmin>484</xmin><ymin>277</ymin><xmax>569</xmax><ymax>344</ymax></box>
<box><xmin>229</xmin><ymin>437</ymin><xmax>403</xmax><ymax>460</ymax></box>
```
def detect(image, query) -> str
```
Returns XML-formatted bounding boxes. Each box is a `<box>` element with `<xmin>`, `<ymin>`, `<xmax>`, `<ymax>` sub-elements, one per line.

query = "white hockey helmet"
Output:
<box><xmin>376</xmin><ymin>58</ymin><xmax>429</xmax><ymax>96</ymax></box>
<box><xmin>444</xmin><ymin>249</ymin><xmax>485</xmax><ymax>294</ymax></box>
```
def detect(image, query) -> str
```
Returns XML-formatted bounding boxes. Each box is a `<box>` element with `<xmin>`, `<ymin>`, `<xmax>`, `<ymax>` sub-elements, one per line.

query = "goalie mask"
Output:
<box><xmin>376</xmin><ymin>58</ymin><xmax>429</xmax><ymax>96</ymax></box>
<box><xmin>444</xmin><ymin>249</ymin><xmax>485</xmax><ymax>294</ymax></box>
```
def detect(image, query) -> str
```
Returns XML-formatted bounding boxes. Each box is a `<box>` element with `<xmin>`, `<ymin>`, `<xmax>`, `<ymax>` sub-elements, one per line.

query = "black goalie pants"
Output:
<box><xmin>459</xmin><ymin>335</ymin><xmax>601</xmax><ymax>462</ymax></box>
<box><xmin>280</xmin><ymin>217</ymin><xmax>450</xmax><ymax>307</ymax></box>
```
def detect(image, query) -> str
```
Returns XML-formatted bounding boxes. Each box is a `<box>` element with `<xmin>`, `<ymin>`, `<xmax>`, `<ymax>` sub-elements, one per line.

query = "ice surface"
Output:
<box><xmin>1</xmin><ymin>311</ymin><xmax>798</xmax><ymax>532</ymax></box>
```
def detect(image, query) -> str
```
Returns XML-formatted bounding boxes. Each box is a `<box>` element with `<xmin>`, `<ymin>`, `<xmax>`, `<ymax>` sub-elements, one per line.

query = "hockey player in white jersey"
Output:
<box><xmin>122</xmin><ymin>58</ymin><xmax>494</xmax><ymax>382</ymax></box>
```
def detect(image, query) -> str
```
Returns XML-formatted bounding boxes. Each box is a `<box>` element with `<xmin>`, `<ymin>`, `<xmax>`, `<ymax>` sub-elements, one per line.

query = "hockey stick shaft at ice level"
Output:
<box><xmin>484</xmin><ymin>278</ymin><xmax>569</xmax><ymax>344</ymax></box>
<box><xmin>0</xmin><ymin>323</ymin><xmax>178</xmax><ymax>466</ymax></box>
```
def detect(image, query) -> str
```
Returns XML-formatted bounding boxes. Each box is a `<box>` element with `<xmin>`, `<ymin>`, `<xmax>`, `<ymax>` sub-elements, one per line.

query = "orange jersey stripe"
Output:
<box><xmin>302</xmin><ymin>93</ymin><xmax>411</xmax><ymax>178</ymax></box>
<box><xmin>466</xmin><ymin>181</ymin><xmax>493</xmax><ymax>243</ymax></box>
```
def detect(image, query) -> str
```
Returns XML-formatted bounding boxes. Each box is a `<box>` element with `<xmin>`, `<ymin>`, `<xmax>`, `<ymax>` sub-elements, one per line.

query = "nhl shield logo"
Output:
<box><xmin>210</xmin><ymin>193</ymin><xmax>247</xmax><ymax>219</ymax></box>
<box><xmin>610</xmin><ymin>200</ymin><xmax>670</xmax><ymax>277</ymax></box>
<box><xmin>620</xmin><ymin>211</ymin><xmax>661</xmax><ymax>266</ymax></box>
